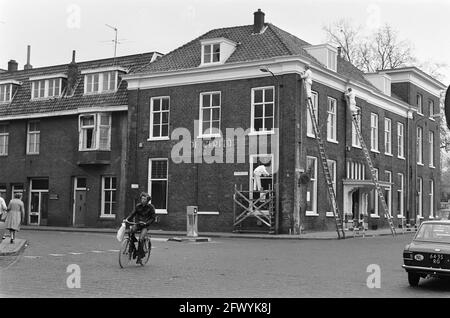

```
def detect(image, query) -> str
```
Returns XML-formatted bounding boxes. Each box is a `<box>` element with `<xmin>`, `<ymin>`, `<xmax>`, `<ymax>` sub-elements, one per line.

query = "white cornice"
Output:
<box><xmin>124</xmin><ymin>55</ymin><xmax>411</xmax><ymax>117</ymax></box>
<box><xmin>29</xmin><ymin>73</ymin><xmax>68</xmax><ymax>81</ymax></box>
<box><xmin>0</xmin><ymin>105</ymin><xmax>128</xmax><ymax>122</ymax></box>
<box><xmin>0</xmin><ymin>79</ymin><xmax>22</xmax><ymax>85</ymax></box>
<box><xmin>81</xmin><ymin>66</ymin><xmax>128</xmax><ymax>75</ymax></box>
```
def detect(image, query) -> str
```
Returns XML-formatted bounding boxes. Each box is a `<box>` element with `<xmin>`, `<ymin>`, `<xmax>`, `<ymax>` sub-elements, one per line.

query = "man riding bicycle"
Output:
<box><xmin>124</xmin><ymin>192</ymin><xmax>156</xmax><ymax>264</ymax></box>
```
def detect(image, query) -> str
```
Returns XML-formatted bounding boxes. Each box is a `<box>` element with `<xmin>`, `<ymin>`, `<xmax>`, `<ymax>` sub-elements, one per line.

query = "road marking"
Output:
<box><xmin>23</xmin><ymin>256</ymin><xmax>41</xmax><ymax>259</ymax></box>
<box><xmin>69</xmin><ymin>252</ymin><xmax>84</xmax><ymax>255</ymax></box>
<box><xmin>151</xmin><ymin>238</ymin><xmax>169</xmax><ymax>242</ymax></box>
<box><xmin>108</xmin><ymin>249</ymin><xmax>120</xmax><ymax>252</ymax></box>
<box><xmin>49</xmin><ymin>254</ymin><xmax>65</xmax><ymax>257</ymax></box>
<box><xmin>90</xmin><ymin>250</ymin><xmax>104</xmax><ymax>253</ymax></box>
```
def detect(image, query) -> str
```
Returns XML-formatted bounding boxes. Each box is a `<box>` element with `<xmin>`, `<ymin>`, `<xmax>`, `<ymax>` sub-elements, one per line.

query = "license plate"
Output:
<box><xmin>429</xmin><ymin>253</ymin><xmax>445</xmax><ymax>265</ymax></box>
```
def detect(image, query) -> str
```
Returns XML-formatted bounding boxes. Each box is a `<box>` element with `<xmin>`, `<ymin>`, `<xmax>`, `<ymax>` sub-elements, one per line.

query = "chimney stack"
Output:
<box><xmin>337</xmin><ymin>47</ymin><xmax>342</xmax><ymax>58</ymax></box>
<box><xmin>24</xmin><ymin>45</ymin><xmax>33</xmax><ymax>70</ymax></box>
<box><xmin>67</xmin><ymin>50</ymin><xmax>78</xmax><ymax>96</ymax></box>
<box><xmin>253</xmin><ymin>9</ymin><xmax>265</xmax><ymax>34</ymax></box>
<box><xmin>7</xmin><ymin>60</ymin><xmax>18</xmax><ymax>72</ymax></box>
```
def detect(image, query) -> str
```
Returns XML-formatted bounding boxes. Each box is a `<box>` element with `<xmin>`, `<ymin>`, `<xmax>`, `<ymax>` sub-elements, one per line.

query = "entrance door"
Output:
<box><xmin>352</xmin><ymin>190</ymin><xmax>360</xmax><ymax>220</ymax></box>
<box><xmin>73</xmin><ymin>178</ymin><xmax>87</xmax><ymax>227</ymax></box>
<box><xmin>29</xmin><ymin>179</ymin><xmax>49</xmax><ymax>226</ymax></box>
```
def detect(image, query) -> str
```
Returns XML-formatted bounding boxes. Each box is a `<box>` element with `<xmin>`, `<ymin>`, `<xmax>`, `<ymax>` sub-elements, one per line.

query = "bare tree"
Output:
<box><xmin>323</xmin><ymin>19</ymin><xmax>359</xmax><ymax>66</ymax></box>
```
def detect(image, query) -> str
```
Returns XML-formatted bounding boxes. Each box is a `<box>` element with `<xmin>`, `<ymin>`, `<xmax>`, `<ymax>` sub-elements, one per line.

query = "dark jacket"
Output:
<box><xmin>127</xmin><ymin>202</ymin><xmax>156</xmax><ymax>225</ymax></box>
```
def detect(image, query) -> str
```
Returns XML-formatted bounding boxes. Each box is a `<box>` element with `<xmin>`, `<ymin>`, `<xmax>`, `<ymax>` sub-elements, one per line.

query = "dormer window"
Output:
<box><xmin>30</xmin><ymin>74</ymin><xmax>66</xmax><ymax>100</ymax></box>
<box><xmin>200</xmin><ymin>38</ymin><xmax>237</xmax><ymax>66</ymax></box>
<box><xmin>304</xmin><ymin>44</ymin><xmax>338</xmax><ymax>72</ymax></box>
<box><xmin>203</xmin><ymin>44</ymin><xmax>221</xmax><ymax>64</ymax></box>
<box><xmin>327</xmin><ymin>50</ymin><xmax>337</xmax><ymax>72</ymax></box>
<box><xmin>81</xmin><ymin>66</ymin><xmax>127</xmax><ymax>94</ymax></box>
<box><xmin>0</xmin><ymin>84</ymin><xmax>11</xmax><ymax>102</ymax></box>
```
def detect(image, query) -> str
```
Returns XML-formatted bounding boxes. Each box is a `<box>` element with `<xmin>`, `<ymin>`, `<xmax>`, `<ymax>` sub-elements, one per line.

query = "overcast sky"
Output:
<box><xmin>1</xmin><ymin>0</ymin><xmax>449</xmax><ymax>85</ymax></box>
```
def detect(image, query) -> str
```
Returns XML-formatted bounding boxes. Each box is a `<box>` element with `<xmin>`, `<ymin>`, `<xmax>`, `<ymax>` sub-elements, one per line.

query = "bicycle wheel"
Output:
<box><xmin>140</xmin><ymin>237</ymin><xmax>152</xmax><ymax>265</ymax></box>
<box><xmin>118</xmin><ymin>238</ymin><xmax>133</xmax><ymax>268</ymax></box>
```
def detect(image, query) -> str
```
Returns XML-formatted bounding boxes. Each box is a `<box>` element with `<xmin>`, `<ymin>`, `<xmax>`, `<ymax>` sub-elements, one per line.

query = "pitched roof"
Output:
<box><xmin>131</xmin><ymin>23</ymin><xmax>379</xmax><ymax>91</ymax></box>
<box><xmin>0</xmin><ymin>52</ymin><xmax>160</xmax><ymax>119</ymax></box>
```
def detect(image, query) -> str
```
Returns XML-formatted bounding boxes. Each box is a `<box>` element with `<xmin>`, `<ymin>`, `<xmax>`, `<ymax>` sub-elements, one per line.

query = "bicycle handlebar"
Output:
<box><xmin>123</xmin><ymin>220</ymin><xmax>147</xmax><ymax>226</ymax></box>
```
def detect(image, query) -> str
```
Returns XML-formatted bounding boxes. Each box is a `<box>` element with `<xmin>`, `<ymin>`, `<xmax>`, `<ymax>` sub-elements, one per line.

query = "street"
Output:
<box><xmin>1</xmin><ymin>230</ymin><xmax>450</xmax><ymax>297</ymax></box>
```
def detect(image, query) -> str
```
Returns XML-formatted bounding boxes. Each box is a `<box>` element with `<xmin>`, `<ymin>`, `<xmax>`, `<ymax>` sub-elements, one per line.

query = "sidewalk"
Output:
<box><xmin>18</xmin><ymin>225</ymin><xmax>415</xmax><ymax>240</ymax></box>
<box><xmin>0</xmin><ymin>239</ymin><xmax>28</xmax><ymax>256</ymax></box>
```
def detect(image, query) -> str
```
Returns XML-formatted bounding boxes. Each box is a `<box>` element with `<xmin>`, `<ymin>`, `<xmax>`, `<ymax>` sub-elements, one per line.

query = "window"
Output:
<box><xmin>397</xmin><ymin>122</ymin><xmax>404</xmax><ymax>158</ymax></box>
<box><xmin>306</xmin><ymin>91</ymin><xmax>318</xmax><ymax>137</ymax></box>
<box><xmin>27</xmin><ymin>121</ymin><xmax>40</xmax><ymax>154</ymax></box>
<box><xmin>417</xmin><ymin>127</ymin><xmax>423</xmax><ymax>164</ymax></box>
<box><xmin>0</xmin><ymin>124</ymin><xmax>8</xmax><ymax>156</ymax></box>
<box><xmin>417</xmin><ymin>177</ymin><xmax>423</xmax><ymax>217</ymax></box>
<box><xmin>370</xmin><ymin>113</ymin><xmax>379</xmax><ymax>151</ymax></box>
<box><xmin>101</xmin><ymin>176</ymin><xmax>117</xmax><ymax>217</ymax></box>
<box><xmin>327</xmin><ymin>50</ymin><xmax>337</xmax><ymax>71</ymax></box>
<box><xmin>429</xmin><ymin>131</ymin><xmax>434</xmax><ymax>167</ymax></box>
<box><xmin>79</xmin><ymin>113</ymin><xmax>111</xmax><ymax>151</ymax></box>
<box><xmin>326</xmin><ymin>159</ymin><xmax>337</xmax><ymax>216</ymax></box>
<box><xmin>32</xmin><ymin>79</ymin><xmax>62</xmax><ymax>99</ymax></box>
<box><xmin>385</xmin><ymin>170</ymin><xmax>392</xmax><ymax>216</ymax></box>
<box><xmin>369</xmin><ymin>168</ymin><xmax>379</xmax><ymax>217</ymax></box>
<box><xmin>199</xmin><ymin>92</ymin><xmax>221</xmax><ymax>137</ymax></box>
<box><xmin>148</xmin><ymin>159</ymin><xmax>168</xmax><ymax>213</ymax></box>
<box><xmin>417</xmin><ymin>94</ymin><xmax>423</xmax><ymax>115</ymax></box>
<box><xmin>150</xmin><ymin>97</ymin><xmax>170</xmax><ymax>139</ymax></box>
<box><xmin>429</xmin><ymin>180</ymin><xmax>434</xmax><ymax>218</ymax></box>
<box><xmin>429</xmin><ymin>100</ymin><xmax>434</xmax><ymax>119</ymax></box>
<box><xmin>346</xmin><ymin>160</ymin><xmax>365</xmax><ymax>180</ymax></box>
<box><xmin>327</xmin><ymin>97</ymin><xmax>337</xmax><ymax>142</ymax></box>
<box><xmin>351</xmin><ymin>106</ymin><xmax>361</xmax><ymax>147</ymax></box>
<box><xmin>85</xmin><ymin>71</ymin><xmax>117</xmax><ymax>94</ymax></box>
<box><xmin>397</xmin><ymin>173</ymin><xmax>404</xmax><ymax>218</ymax></box>
<box><xmin>252</xmin><ymin>87</ymin><xmax>274</xmax><ymax>133</ymax></box>
<box><xmin>384</xmin><ymin>118</ymin><xmax>392</xmax><ymax>155</ymax></box>
<box><xmin>0</xmin><ymin>84</ymin><xmax>11</xmax><ymax>102</ymax></box>
<box><xmin>203</xmin><ymin>43</ymin><xmax>220</xmax><ymax>64</ymax></box>
<box><xmin>306</xmin><ymin>156</ymin><xmax>317</xmax><ymax>215</ymax></box>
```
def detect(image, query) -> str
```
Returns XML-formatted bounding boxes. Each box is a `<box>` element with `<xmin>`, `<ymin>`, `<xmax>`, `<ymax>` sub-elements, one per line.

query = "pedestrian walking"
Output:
<box><xmin>0</xmin><ymin>194</ymin><xmax>7</xmax><ymax>240</ymax></box>
<box><xmin>5</xmin><ymin>192</ymin><xmax>25</xmax><ymax>244</ymax></box>
<box><xmin>300</xmin><ymin>65</ymin><xmax>313</xmax><ymax>103</ymax></box>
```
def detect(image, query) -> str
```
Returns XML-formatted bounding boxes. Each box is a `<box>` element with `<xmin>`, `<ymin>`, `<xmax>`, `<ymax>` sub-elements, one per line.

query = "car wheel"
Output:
<box><xmin>408</xmin><ymin>272</ymin><xmax>420</xmax><ymax>287</ymax></box>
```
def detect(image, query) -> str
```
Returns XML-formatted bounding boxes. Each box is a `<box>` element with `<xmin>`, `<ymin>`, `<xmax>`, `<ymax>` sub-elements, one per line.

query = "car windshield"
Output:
<box><xmin>415</xmin><ymin>223</ymin><xmax>450</xmax><ymax>243</ymax></box>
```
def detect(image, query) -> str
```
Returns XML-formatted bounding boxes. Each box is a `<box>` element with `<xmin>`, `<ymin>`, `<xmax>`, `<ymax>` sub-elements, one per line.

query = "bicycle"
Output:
<box><xmin>118</xmin><ymin>220</ymin><xmax>152</xmax><ymax>268</ymax></box>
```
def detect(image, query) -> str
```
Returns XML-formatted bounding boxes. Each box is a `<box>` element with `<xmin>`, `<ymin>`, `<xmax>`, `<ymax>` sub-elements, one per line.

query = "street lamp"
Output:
<box><xmin>260</xmin><ymin>66</ymin><xmax>280</xmax><ymax>234</ymax></box>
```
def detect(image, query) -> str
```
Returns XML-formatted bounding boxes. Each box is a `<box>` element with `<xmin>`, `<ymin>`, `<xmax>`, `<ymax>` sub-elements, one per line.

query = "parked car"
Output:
<box><xmin>402</xmin><ymin>220</ymin><xmax>450</xmax><ymax>287</ymax></box>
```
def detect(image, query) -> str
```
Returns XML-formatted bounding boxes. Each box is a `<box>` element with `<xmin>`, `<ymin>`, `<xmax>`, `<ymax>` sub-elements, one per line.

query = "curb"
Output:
<box><xmin>0</xmin><ymin>239</ymin><xmax>28</xmax><ymax>256</ymax></box>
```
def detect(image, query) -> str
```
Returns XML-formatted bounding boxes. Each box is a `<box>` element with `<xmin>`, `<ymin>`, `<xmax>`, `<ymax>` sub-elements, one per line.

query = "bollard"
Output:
<box><xmin>186</xmin><ymin>206</ymin><xmax>198</xmax><ymax>237</ymax></box>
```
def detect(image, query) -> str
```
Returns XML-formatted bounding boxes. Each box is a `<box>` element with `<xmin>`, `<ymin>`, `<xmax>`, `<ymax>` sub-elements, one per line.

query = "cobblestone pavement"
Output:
<box><xmin>0</xmin><ymin>230</ymin><xmax>449</xmax><ymax>297</ymax></box>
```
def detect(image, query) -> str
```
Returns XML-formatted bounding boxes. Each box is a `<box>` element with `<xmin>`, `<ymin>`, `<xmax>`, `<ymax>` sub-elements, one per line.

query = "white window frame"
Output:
<box><xmin>148</xmin><ymin>158</ymin><xmax>169</xmax><ymax>214</ymax></box>
<box><xmin>306</xmin><ymin>156</ymin><xmax>318</xmax><ymax>216</ymax></box>
<box><xmin>0</xmin><ymin>123</ymin><xmax>8</xmax><ymax>156</ymax></box>
<box><xmin>84</xmin><ymin>71</ymin><xmax>118</xmax><ymax>95</ymax></box>
<box><xmin>250</xmin><ymin>86</ymin><xmax>275</xmax><ymax>135</ymax></box>
<box><xmin>417</xmin><ymin>177</ymin><xmax>423</xmax><ymax>218</ymax></box>
<box><xmin>385</xmin><ymin>170</ymin><xmax>392</xmax><ymax>216</ymax></box>
<box><xmin>417</xmin><ymin>127</ymin><xmax>423</xmax><ymax>165</ymax></box>
<box><xmin>327</xmin><ymin>97</ymin><xmax>337</xmax><ymax>143</ymax></box>
<box><xmin>199</xmin><ymin>92</ymin><xmax>221</xmax><ymax>138</ymax></box>
<box><xmin>397</xmin><ymin>122</ymin><xmax>405</xmax><ymax>159</ymax></box>
<box><xmin>149</xmin><ymin>96</ymin><xmax>171</xmax><ymax>140</ymax></box>
<box><xmin>0</xmin><ymin>84</ymin><xmax>12</xmax><ymax>102</ymax></box>
<box><xmin>78</xmin><ymin>113</ymin><xmax>111</xmax><ymax>151</ymax></box>
<box><xmin>326</xmin><ymin>159</ymin><xmax>337</xmax><ymax>217</ymax></box>
<box><xmin>101</xmin><ymin>176</ymin><xmax>117</xmax><ymax>218</ymax></box>
<box><xmin>27</xmin><ymin>121</ymin><xmax>40</xmax><ymax>155</ymax></box>
<box><xmin>397</xmin><ymin>173</ymin><xmax>404</xmax><ymax>218</ymax></box>
<box><xmin>429</xmin><ymin>131</ymin><xmax>434</xmax><ymax>168</ymax></box>
<box><xmin>202</xmin><ymin>43</ymin><xmax>221</xmax><ymax>65</ymax></box>
<box><xmin>370</xmin><ymin>113</ymin><xmax>379</xmax><ymax>152</ymax></box>
<box><xmin>384</xmin><ymin>118</ymin><xmax>392</xmax><ymax>155</ymax></box>
<box><xmin>32</xmin><ymin>78</ymin><xmax>62</xmax><ymax>99</ymax></box>
<box><xmin>306</xmin><ymin>91</ymin><xmax>318</xmax><ymax>138</ymax></box>
<box><xmin>351</xmin><ymin>106</ymin><xmax>361</xmax><ymax>148</ymax></box>
<box><xmin>327</xmin><ymin>49</ymin><xmax>337</xmax><ymax>72</ymax></box>
<box><xmin>429</xmin><ymin>100</ymin><xmax>435</xmax><ymax>120</ymax></box>
<box><xmin>429</xmin><ymin>180</ymin><xmax>434</xmax><ymax>219</ymax></box>
<box><xmin>370</xmin><ymin>168</ymin><xmax>379</xmax><ymax>218</ymax></box>
<box><xmin>417</xmin><ymin>93</ymin><xmax>423</xmax><ymax>115</ymax></box>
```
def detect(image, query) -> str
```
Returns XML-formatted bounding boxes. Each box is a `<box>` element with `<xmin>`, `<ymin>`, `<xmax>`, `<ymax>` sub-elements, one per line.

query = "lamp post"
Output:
<box><xmin>260</xmin><ymin>66</ymin><xmax>280</xmax><ymax>234</ymax></box>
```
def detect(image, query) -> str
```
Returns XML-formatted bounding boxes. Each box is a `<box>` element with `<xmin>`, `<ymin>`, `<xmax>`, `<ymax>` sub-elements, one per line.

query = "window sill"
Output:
<box><xmin>156</xmin><ymin>209</ymin><xmax>168</xmax><ymax>215</ymax></box>
<box><xmin>370</xmin><ymin>214</ymin><xmax>380</xmax><ymax>218</ymax></box>
<box><xmin>371</xmin><ymin>149</ymin><xmax>380</xmax><ymax>154</ymax></box>
<box><xmin>0</xmin><ymin>154</ymin><xmax>7</xmax><ymax>157</ymax></box>
<box><xmin>326</xmin><ymin>212</ymin><xmax>335</xmax><ymax>217</ymax></box>
<box><xmin>352</xmin><ymin>145</ymin><xmax>362</xmax><ymax>149</ymax></box>
<box><xmin>429</xmin><ymin>165</ymin><xmax>435</xmax><ymax>169</ymax></box>
<box><xmin>248</xmin><ymin>131</ymin><xmax>275</xmax><ymax>136</ymax></box>
<box><xmin>384</xmin><ymin>153</ymin><xmax>393</xmax><ymax>157</ymax></box>
<box><xmin>306</xmin><ymin>212</ymin><xmax>319</xmax><ymax>217</ymax></box>
<box><xmin>397</xmin><ymin>156</ymin><xmax>406</xmax><ymax>160</ymax></box>
<box><xmin>307</xmin><ymin>133</ymin><xmax>316</xmax><ymax>138</ymax></box>
<box><xmin>79</xmin><ymin>149</ymin><xmax>111</xmax><ymax>152</ymax></box>
<box><xmin>197</xmin><ymin>211</ymin><xmax>220</xmax><ymax>215</ymax></box>
<box><xmin>417</xmin><ymin>163</ymin><xmax>424</xmax><ymax>166</ymax></box>
<box><xmin>397</xmin><ymin>215</ymin><xmax>405</xmax><ymax>219</ymax></box>
<box><xmin>148</xmin><ymin>137</ymin><xmax>170</xmax><ymax>141</ymax></box>
<box><xmin>429</xmin><ymin>215</ymin><xmax>434</xmax><ymax>219</ymax></box>
<box><xmin>83</xmin><ymin>90</ymin><xmax>118</xmax><ymax>96</ymax></box>
<box><xmin>327</xmin><ymin>139</ymin><xmax>339</xmax><ymax>144</ymax></box>
<box><xmin>26</xmin><ymin>153</ymin><xmax>40</xmax><ymax>156</ymax></box>
<box><xmin>100</xmin><ymin>215</ymin><xmax>116</xmax><ymax>219</ymax></box>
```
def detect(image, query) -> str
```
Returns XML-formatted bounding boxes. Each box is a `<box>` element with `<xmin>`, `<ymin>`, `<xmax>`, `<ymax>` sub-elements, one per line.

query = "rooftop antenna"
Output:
<box><xmin>105</xmin><ymin>24</ymin><xmax>118</xmax><ymax>59</ymax></box>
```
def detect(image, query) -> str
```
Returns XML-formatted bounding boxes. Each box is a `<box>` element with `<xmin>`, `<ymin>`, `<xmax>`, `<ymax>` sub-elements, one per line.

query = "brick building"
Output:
<box><xmin>123</xmin><ymin>9</ymin><xmax>445</xmax><ymax>234</ymax></box>
<box><xmin>0</xmin><ymin>50</ymin><xmax>161</xmax><ymax>227</ymax></box>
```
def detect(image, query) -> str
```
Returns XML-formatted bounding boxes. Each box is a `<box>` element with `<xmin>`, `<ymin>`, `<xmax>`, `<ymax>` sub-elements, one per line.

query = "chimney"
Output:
<box><xmin>24</xmin><ymin>45</ymin><xmax>33</xmax><ymax>70</ymax></box>
<box><xmin>253</xmin><ymin>9</ymin><xmax>265</xmax><ymax>34</ymax></box>
<box><xmin>7</xmin><ymin>60</ymin><xmax>18</xmax><ymax>72</ymax></box>
<box><xmin>337</xmin><ymin>47</ymin><xmax>342</xmax><ymax>58</ymax></box>
<box><xmin>66</xmin><ymin>50</ymin><xmax>78</xmax><ymax>96</ymax></box>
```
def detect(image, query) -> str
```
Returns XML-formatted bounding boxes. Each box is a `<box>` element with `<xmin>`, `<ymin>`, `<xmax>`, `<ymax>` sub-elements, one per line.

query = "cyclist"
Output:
<box><xmin>124</xmin><ymin>192</ymin><xmax>156</xmax><ymax>264</ymax></box>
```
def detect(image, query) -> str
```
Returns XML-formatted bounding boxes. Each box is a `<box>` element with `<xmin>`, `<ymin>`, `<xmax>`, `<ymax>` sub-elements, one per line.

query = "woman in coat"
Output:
<box><xmin>5</xmin><ymin>193</ymin><xmax>25</xmax><ymax>244</ymax></box>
